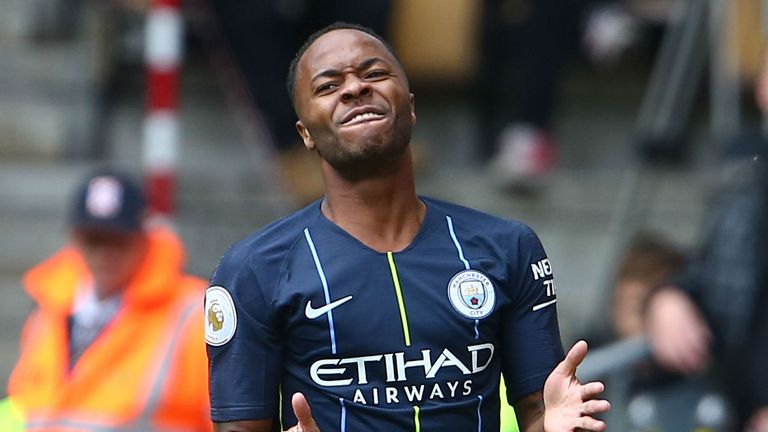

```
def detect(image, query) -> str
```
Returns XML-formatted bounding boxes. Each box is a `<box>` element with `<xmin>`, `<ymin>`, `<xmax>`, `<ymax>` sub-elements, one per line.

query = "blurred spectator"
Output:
<box><xmin>610</xmin><ymin>232</ymin><xmax>685</xmax><ymax>340</ymax></box>
<box><xmin>646</xmin><ymin>156</ymin><xmax>767</xmax><ymax>431</ymax></box>
<box><xmin>479</xmin><ymin>0</ymin><xmax>671</xmax><ymax>187</ymax></box>
<box><xmin>478</xmin><ymin>0</ymin><xmax>633</xmax><ymax>187</ymax></box>
<box><xmin>477</xmin><ymin>0</ymin><xmax>580</xmax><ymax>186</ymax></box>
<box><xmin>6</xmin><ymin>169</ymin><xmax>211</xmax><ymax>431</ymax></box>
<box><xmin>585</xmin><ymin>231</ymin><xmax>686</xmax><ymax>397</ymax></box>
<box><xmin>205</xmin><ymin>0</ymin><xmax>391</xmax><ymax>203</ymax></box>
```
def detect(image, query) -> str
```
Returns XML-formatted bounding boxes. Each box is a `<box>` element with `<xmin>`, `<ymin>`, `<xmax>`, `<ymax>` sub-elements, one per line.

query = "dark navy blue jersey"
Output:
<box><xmin>206</xmin><ymin>197</ymin><xmax>564</xmax><ymax>430</ymax></box>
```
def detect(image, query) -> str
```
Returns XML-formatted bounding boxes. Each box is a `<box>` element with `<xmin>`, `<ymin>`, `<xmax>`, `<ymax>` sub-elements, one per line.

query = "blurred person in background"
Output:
<box><xmin>5</xmin><ymin>169</ymin><xmax>212</xmax><ymax>431</ymax></box>
<box><xmin>592</xmin><ymin>232</ymin><xmax>685</xmax><ymax>344</ymax></box>
<box><xmin>646</xmin><ymin>38</ymin><xmax>768</xmax><ymax>430</ymax></box>
<box><xmin>479</xmin><ymin>0</ymin><xmax>668</xmax><ymax>188</ymax></box>
<box><xmin>584</xmin><ymin>232</ymin><xmax>686</xmax><ymax>400</ymax></box>
<box><xmin>206</xmin><ymin>0</ymin><xmax>391</xmax><ymax>204</ymax></box>
<box><xmin>477</xmin><ymin>0</ymin><xmax>580</xmax><ymax>187</ymax></box>
<box><xmin>645</xmin><ymin>155</ymin><xmax>768</xmax><ymax>431</ymax></box>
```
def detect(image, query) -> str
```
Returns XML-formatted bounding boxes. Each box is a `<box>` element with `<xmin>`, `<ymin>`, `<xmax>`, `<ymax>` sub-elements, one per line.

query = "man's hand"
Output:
<box><xmin>646</xmin><ymin>288</ymin><xmax>712</xmax><ymax>374</ymax></box>
<box><xmin>284</xmin><ymin>393</ymin><xmax>320</xmax><ymax>432</ymax></box>
<box><xmin>543</xmin><ymin>341</ymin><xmax>610</xmax><ymax>431</ymax></box>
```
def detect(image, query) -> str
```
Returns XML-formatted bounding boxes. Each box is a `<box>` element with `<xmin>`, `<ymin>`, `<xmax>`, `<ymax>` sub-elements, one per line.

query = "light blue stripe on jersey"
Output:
<box><xmin>477</xmin><ymin>395</ymin><xmax>484</xmax><ymax>432</ymax></box>
<box><xmin>446</xmin><ymin>216</ymin><xmax>470</xmax><ymax>270</ymax></box>
<box><xmin>340</xmin><ymin>398</ymin><xmax>347</xmax><ymax>432</ymax></box>
<box><xmin>304</xmin><ymin>228</ymin><xmax>339</xmax><ymax>354</ymax></box>
<box><xmin>446</xmin><ymin>216</ymin><xmax>481</xmax><ymax>339</ymax></box>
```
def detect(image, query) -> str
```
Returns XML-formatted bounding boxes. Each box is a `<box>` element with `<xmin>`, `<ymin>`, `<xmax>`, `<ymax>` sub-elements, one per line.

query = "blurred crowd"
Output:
<box><xmin>1</xmin><ymin>0</ymin><xmax>767</xmax><ymax>431</ymax></box>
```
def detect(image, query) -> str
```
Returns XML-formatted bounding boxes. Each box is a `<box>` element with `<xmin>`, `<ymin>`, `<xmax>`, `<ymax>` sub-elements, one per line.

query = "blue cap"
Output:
<box><xmin>70</xmin><ymin>169</ymin><xmax>146</xmax><ymax>232</ymax></box>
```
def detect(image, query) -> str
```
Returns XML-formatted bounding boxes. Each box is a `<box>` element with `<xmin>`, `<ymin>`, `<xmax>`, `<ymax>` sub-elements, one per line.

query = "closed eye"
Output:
<box><xmin>315</xmin><ymin>82</ymin><xmax>338</xmax><ymax>94</ymax></box>
<box><xmin>365</xmin><ymin>70</ymin><xmax>389</xmax><ymax>80</ymax></box>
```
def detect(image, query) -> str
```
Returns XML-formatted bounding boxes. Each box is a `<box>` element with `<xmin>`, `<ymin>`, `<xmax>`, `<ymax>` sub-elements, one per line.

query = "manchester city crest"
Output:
<box><xmin>447</xmin><ymin>270</ymin><xmax>496</xmax><ymax>319</ymax></box>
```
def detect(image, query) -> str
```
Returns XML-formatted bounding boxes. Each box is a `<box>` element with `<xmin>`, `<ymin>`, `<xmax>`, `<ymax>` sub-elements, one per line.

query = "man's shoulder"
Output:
<box><xmin>423</xmin><ymin>196</ymin><xmax>535</xmax><ymax>238</ymax></box>
<box><xmin>214</xmin><ymin>201</ymin><xmax>322</xmax><ymax>279</ymax></box>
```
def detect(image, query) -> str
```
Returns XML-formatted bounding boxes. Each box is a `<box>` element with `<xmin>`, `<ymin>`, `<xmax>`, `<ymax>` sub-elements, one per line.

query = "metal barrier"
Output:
<box><xmin>578</xmin><ymin>337</ymin><xmax>734</xmax><ymax>431</ymax></box>
<box><xmin>578</xmin><ymin>337</ymin><xmax>651</xmax><ymax>382</ymax></box>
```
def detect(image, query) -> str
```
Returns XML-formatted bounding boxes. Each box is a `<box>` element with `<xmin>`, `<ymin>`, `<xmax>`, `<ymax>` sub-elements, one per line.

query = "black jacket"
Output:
<box><xmin>676</xmin><ymin>159</ymin><xmax>768</xmax><ymax>423</ymax></box>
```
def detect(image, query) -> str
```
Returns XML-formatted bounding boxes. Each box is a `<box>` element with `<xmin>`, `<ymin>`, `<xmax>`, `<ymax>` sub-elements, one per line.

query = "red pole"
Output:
<box><xmin>143</xmin><ymin>0</ymin><xmax>182</xmax><ymax>217</ymax></box>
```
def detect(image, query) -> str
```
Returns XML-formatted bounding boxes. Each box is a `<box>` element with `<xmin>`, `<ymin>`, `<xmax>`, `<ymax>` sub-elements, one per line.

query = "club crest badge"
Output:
<box><xmin>447</xmin><ymin>270</ymin><xmax>496</xmax><ymax>319</ymax></box>
<box><xmin>205</xmin><ymin>286</ymin><xmax>237</xmax><ymax>346</ymax></box>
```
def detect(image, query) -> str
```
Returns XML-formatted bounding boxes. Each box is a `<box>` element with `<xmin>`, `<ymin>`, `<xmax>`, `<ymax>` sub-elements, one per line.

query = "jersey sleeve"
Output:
<box><xmin>499</xmin><ymin>223</ymin><xmax>564</xmax><ymax>404</ymax></box>
<box><xmin>207</xmin><ymin>248</ymin><xmax>282</xmax><ymax>422</ymax></box>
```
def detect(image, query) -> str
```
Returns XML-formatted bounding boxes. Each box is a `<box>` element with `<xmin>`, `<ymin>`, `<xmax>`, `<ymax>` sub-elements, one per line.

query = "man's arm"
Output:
<box><xmin>206</xmin><ymin>258</ymin><xmax>283</xmax><ymax>430</ymax></box>
<box><xmin>213</xmin><ymin>393</ymin><xmax>318</xmax><ymax>432</ymax></box>
<box><xmin>214</xmin><ymin>420</ymin><xmax>272</xmax><ymax>432</ymax></box>
<box><xmin>513</xmin><ymin>391</ymin><xmax>545</xmax><ymax>431</ymax></box>
<box><xmin>646</xmin><ymin>287</ymin><xmax>712</xmax><ymax>374</ymax></box>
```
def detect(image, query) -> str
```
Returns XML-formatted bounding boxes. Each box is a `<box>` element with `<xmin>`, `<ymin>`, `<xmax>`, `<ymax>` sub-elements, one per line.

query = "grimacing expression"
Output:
<box><xmin>293</xmin><ymin>29</ymin><xmax>416</xmax><ymax>176</ymax></box>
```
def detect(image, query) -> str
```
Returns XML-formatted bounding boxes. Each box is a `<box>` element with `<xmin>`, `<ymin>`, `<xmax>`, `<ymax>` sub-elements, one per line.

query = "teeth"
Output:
<box><xmin>348</xmin><ymin>112</ymin><xmax>380</xmax><ymax>123</ymax></box>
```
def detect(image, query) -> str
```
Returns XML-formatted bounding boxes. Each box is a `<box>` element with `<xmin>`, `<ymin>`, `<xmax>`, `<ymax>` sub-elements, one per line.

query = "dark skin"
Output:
<box><xmin>215</xmin><ymin>29</ymin><xmax>610</xmax><ymax>432</ymax></box>
<box><xmin>294</xmin><ymin>28</ymin><xmax>422</xmax><ymax>253</ymax></box>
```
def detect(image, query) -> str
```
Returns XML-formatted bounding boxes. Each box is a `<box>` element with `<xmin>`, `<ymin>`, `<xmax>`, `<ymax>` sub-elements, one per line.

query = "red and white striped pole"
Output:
<box><xmin>143</xmin><ymin>0</ymin><xmax>183</xmax><ymax>217</ymax></box>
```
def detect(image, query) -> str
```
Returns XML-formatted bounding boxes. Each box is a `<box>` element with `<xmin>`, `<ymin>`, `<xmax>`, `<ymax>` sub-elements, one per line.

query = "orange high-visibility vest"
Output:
<box><xmin>8</xmin><ymin>228</ymin><xmax>212</xmax><ymax>432</ymax></box>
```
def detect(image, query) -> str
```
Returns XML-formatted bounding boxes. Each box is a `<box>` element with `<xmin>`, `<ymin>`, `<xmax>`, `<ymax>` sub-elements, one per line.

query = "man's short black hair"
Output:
<box><xmin>286</xmin><ymin>22</ymin><xmax>404</xmax><ymax>107</ymax></box>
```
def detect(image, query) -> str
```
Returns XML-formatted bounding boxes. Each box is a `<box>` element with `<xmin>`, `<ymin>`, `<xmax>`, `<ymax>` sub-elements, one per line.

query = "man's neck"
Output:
<box><xmin>320</xmin><ymin>149</ymin><xmax>425</xmax><ymax>253</ymax></box>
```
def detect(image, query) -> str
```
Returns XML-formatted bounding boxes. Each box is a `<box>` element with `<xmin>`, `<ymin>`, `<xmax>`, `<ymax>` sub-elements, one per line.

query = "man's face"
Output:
<box><xmin>293</xmin><ymin>29</ymin><xmax>416</xmax><ymax>177</ymax></box>
<box><xmin>73</xmin><ymin>228</ymin><xmax>148</xmax><ymax>299</ymax></box>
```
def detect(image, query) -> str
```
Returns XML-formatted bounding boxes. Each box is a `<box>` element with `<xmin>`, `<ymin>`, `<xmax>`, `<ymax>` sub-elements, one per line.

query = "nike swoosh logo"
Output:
<box><xmin>305</xmin><ymin>295</ymin><xmax>353</xmax><ymax>320</ymax></box>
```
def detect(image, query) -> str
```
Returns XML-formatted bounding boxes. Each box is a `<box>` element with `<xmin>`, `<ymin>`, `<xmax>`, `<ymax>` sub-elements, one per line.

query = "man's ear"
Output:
<box><xmin>296</xmin><ymin>121</ymin><xmax>315</xmax><ymax>151</ymax></box>
<box><xmin>409</xmin><ymin>93</ymin><xmax>417</xmax><ymax>125</ymax></box>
